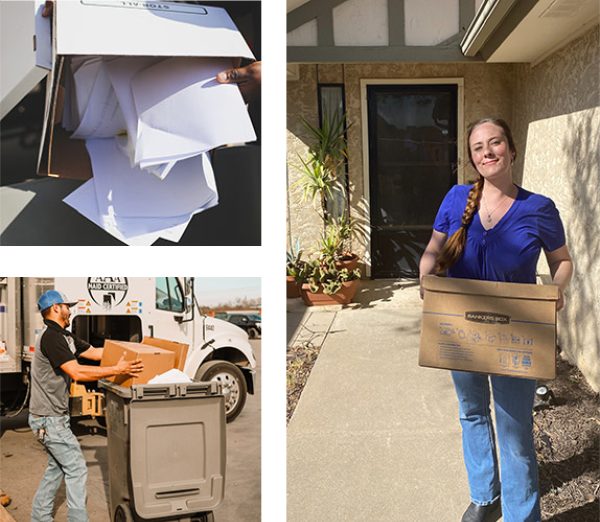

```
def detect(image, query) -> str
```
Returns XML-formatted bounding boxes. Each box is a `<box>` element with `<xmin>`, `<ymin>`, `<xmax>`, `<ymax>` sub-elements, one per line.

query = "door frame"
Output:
<box><xmin>360</xmin><ymin>78</ymin><xmax>465</xmax><ymax>277</ymax></box>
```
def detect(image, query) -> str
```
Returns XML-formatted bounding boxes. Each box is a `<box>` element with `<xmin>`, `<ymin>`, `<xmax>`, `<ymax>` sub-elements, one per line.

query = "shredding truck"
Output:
<box><xmin>0</xmin><ymin>277</ymin><xmax>256</xmax><ymax>422</ymax></box>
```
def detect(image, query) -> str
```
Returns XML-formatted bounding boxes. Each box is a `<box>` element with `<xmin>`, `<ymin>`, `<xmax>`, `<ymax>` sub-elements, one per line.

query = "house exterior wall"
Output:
<box><xmin>287</xmin><ymin>65</ymin><xmax>323</xmax><ymax>256</ymax></box>
<box><xmin>287</xmin><ymin>61</ymin><xmax>515</xmax><ymax>260</ymax></box>
<box><xmin>511</xmin><ymin>26</ymin><xmax>600</xmax><ymax>391</ymax></box>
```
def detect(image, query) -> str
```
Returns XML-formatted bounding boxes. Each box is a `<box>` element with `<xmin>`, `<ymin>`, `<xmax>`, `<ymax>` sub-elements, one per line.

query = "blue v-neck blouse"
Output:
<box><xmin>433</xmin><ymin>184</ymin><xmax>566</xmax><ymax>284</ymax></box>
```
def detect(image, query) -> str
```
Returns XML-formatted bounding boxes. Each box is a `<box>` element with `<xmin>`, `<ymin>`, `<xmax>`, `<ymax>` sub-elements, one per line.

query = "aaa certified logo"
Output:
<box><xmin>87</xmin><ymin>277</ymin><xmax>129</xmax><ymax>308</ymax></box>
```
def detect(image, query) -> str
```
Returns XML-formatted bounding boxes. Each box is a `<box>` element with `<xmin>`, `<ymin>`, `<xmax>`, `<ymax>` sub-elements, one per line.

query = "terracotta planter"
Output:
<box><xmin>301</xmin><ymin>280</ymin><xmax>359</xmax><ymax>306</ymax></box>
<box><xmin>286</xmin><ymin>276</ymin><xmax>301</xmax><ymax>298</ymax></box>
<box><xmin>335</xmin><ymin>254</ymin><xmax>359</xmax><ymax>272</ymax></box>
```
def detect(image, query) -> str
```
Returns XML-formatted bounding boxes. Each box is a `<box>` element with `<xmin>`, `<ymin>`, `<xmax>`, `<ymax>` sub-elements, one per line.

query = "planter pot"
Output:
<box><xmin>335</xmin><ymin>254</ymin><xmax>359</xmax><ymax>272</ymax></box>
<box><xmin>286</xmin><ymin>276</ymin><xmax>301</xmax><ymax>298</ymax></box>
<box><xmin>301</xmin><ymin>280</ymin><xmax>359</xmax><ymax>306</ymax></box>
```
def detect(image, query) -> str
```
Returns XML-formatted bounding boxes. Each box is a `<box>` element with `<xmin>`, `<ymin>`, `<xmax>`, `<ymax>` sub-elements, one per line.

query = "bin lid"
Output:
<box><xmin>0</xmin><ymin>0</ymin><xmax>51</xmax><ymax>120</ymax></box>
<box><xmin>99</xmin><ymin>380</ymin><xmax>221</xmax><ymax>400</ymax></box>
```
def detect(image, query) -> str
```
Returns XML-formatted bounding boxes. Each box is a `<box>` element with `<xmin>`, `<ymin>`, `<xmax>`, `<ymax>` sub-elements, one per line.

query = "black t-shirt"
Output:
<box><xmin>29</xmin><ymin>320</ymin><xmax>91</xmax><ymax>416</ymax></box>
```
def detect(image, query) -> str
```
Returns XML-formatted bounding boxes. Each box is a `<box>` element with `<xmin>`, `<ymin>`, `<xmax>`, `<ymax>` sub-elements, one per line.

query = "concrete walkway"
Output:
<box><xmin>287</xmin><ymin>280</ymin><xmax>471</xmax><ymax>522</ymax></box>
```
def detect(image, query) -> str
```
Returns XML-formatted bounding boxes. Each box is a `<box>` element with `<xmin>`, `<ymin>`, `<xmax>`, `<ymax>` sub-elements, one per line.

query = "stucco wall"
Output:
<box><xmin>512</xmin><ymin>26</ymin><xmax>600</xmax><ymax>391</ymax></box>
<box><xmin>287</xmin><ymin>65</ymin><xmax>323</xmax><ymax>256</ymax></box>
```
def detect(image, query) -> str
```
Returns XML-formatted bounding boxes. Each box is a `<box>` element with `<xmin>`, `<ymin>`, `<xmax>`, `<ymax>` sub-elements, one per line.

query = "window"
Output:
<box><xmin>168</xmin><ymin>277</ymin><xmax>184</xmax><ymax>313</ymax></box>
<box><xmin>318</xmin><ymin>84</ymin><xmax>348</xmax><ymax>220</ymax></box>
<box><xmin>155</xmin><ymin>277</ymin><xmax>185</xmax><ymax>313</ymax></box>
<box><xmin>156</xmin><ymin>278</ymin><xmax>170</xmax><ymax>311</ymax></box>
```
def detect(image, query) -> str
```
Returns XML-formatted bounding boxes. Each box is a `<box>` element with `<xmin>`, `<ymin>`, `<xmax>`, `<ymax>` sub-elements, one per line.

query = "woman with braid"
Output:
<box><xmin>419</xmin><ymin>118</ymin><xmax>573</xmax><ymax>522</ymax></box>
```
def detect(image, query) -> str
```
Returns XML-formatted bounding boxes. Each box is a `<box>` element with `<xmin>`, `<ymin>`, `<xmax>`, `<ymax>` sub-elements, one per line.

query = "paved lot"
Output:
<box><xmin>0</xmin><ymin>340</ymin><xmax>261</xmax><ymax>522</ymax></box>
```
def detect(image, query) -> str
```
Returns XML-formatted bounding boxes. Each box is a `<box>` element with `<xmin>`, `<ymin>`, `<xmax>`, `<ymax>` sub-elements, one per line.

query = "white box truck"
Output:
<box><xmin>0</xmin><ymin>277</ymin><xmax>256</xmax><ymax>422</ymax></box>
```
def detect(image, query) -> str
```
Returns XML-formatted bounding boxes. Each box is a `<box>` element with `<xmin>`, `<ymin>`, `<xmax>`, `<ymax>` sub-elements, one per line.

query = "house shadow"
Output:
<box><xmin>351</xmin><ymin>278</ymin><xmax>419</xmax><ymax>309</ymax></box>
<box><xmin>539</xmin><ymin>443</ymin><xmax>599</xmax><ymax>496</ymax></box>
<box><xmin>544</xmin><ymin>499</ymin><xmax>599</xmax><ymax>522</ymax></box>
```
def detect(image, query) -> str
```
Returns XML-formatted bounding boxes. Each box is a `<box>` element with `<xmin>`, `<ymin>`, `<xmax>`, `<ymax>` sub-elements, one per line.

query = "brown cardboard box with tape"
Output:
<box><xmin>419</xmin><ymin>275</ymin><xmax>559</xmax><ymax>380</ymax></box>
<box><xmin>141</xmin><ymin>336</ymin><xmax>189</xmax><ymax>372</ymax></box>
<box><xmin>100</xmin><ymin>340</ymin><xmax>175</xmax><ymax>387</ymax></box>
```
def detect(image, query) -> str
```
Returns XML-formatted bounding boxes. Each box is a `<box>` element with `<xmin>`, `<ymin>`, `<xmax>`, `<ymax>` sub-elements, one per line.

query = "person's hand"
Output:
<box><xmin>115</xmin><ymin>355</ymin><xmax>144</xmax><ymax>377</ymax></box>
<box><xmin>216</xmin><ymin>61</ymin><xmax>261</xmax><ymax>103</ymax></box>
<box><xmin>42</xmin><ymin>1</ymin><xmax>53</xmax><ymax>18</ymax></box>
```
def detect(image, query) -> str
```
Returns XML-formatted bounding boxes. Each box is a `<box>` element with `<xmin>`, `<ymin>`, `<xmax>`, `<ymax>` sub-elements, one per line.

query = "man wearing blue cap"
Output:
<box><xmin>29</xmin><ymin>290</ymin><xmax>143</xmax><ymax>522</ymax></box>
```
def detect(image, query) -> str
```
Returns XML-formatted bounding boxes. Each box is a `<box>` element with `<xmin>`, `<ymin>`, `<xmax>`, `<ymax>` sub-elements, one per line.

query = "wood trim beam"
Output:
<box><xmin>287</xmin><ymin>0</ymin><xmax>348</xmax><ymax>32</ymax></box>
<box><xmin>287</xmin><ymin>45</ymin><xmax>483</xmax><ymax>63</ymax></box>
<box><xmin>388</xmin><ymin>0</ymin><xmax>405</xmax><ymax>46</ymax></box>
<box><xmin>459</xmin><ymin>0</ymin><xmax>476</xmax><ymax>38</ymax></box>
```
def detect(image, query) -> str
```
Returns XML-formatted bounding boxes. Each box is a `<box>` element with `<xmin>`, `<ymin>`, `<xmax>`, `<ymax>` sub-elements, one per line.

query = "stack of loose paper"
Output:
<box><xmin>61</xmin><ymin>55</ymin><xmax>256</xmax><ymax>245</ymax></box>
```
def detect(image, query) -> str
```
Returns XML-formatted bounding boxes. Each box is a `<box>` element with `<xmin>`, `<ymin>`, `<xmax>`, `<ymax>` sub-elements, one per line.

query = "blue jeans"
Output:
<box><xmin>451</xmin><ymin>372</ymin><xmax>541</xmax><ymax>522</ymax></box>
<box><xmin>28</xmin><ymin>414</ymin><xmax>89</xmax><ymax>522</ymax></box>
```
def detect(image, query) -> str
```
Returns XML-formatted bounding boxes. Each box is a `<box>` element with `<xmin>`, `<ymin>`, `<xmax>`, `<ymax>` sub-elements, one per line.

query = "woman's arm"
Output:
<box><xmin>419</xmin><ymin>230</ymin><xmax>447</xmax><ymax>298</ymax></box>
<box><xmin>545</xmin><ymin>244</ymin><xmax>573</xmax><ymax>311</ymax></box>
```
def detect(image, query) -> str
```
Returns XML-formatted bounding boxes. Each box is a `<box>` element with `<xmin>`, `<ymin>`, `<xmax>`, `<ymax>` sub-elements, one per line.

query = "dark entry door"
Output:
<box><xmin>367</xmin><ymin>84</ymin><xmax>458</xmax><ymax>278</ymax></box>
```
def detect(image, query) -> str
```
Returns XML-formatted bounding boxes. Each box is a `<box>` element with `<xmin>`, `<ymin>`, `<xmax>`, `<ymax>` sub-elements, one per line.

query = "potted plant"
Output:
<box><xmin>296</xmin><ymin>111</ymin><xmax>350</xmax><ymax>225</ymax></box>
<box><xmin>318</xmin><ymin>217</ymin><xmax>360</xmax><ymax>272</ymax></box>
<box><xmin>286</xmin><ymin>240</ymin><xmax>306</xmax><ymax>298</ymax></box>
<box><xmin>293</xmin><ymin>111</ymin><xmax>363</xmax><ymax>305</ymax></box>
<box><xmin>300</xmin><ymin>257</ymin><xmax>361</xmax><ymax>306</ymax></box>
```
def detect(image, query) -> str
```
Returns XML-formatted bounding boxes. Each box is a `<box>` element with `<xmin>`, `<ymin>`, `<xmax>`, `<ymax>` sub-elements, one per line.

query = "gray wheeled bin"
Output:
<box><xmin>99</xmin><ymin>380</ymin><xmax>226</xmax><ymax>522</ymax></box>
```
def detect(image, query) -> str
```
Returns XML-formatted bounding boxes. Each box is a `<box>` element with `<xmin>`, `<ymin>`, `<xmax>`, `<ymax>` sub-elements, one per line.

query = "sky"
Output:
<box><xmin>194</xmin><ymin>277</ymin><xmax>261</xmax><ymax>307</ymax></box>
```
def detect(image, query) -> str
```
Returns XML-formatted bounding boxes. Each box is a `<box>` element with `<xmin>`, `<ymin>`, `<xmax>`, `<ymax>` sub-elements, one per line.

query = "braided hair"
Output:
<box><xmin>434</xmin><ymin>118</ymin><xmax>517</xmax><ymax>273</ymax></box>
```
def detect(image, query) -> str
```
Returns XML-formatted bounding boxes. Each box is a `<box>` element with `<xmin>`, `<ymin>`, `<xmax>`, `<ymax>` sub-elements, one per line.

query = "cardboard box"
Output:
<box><xmin>2</xmin><ymin>0</ymin><xmax>255</xmax><ymax>179</ymax></box>
<box><xmin>419</xmin><ymin>275</ymin><xmax>559</xmax><ymax>380</ymax></box>
<box><xmin>101</xmin><ymin>340</ymin><xmax>175</xmax><ymax>387</ymax></box>
<box><xmin>141</xmin><ymin>336</ymin><xmax>189</xmax><ymax>372</ymax></box>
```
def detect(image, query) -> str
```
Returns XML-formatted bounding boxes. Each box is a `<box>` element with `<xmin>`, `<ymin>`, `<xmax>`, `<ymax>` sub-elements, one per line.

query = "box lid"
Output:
<box><xmin>422</xmin><ymin>275</ymin><xmax>559</xmax><ymax>301</ymax></box>
<box><xmin>0</xmin><ymin>0</ymin><xmax>51</xmax><ymax>119</ymax></box>
<box><xmin>54</xmin><ymin>1</ymin><xmax>254</xmax><ymax>60</ymax></box>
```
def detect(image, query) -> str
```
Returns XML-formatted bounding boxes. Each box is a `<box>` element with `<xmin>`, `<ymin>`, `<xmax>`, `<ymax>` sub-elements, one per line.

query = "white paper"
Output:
<box><xmin>148</xmin><ymin>369</ymin><xmax>193</xmax><ymax>385</ymax></box>
<box><xmin>71</xmin><ymin>57</ymin><xmax>102</xmax><ymax>125</ymax></box>
<box><xmin>63</xmin><ymin>143</ymin><xmax>219</xmax><ymax>245</ymax></box>
<box><xmin>104</xmin><ymin>56</ymin><xmax>162</xmax><ymax>165</ymax></box>
<box><xmin>132</xmin><ymin>57</ymin><xmax>256</xmax><ymax>166</ymax></box>
<box><xmin>63</xmin><ymin>179</ymin><xmax>162</xmax><ymax>246</ymax></box>
<box><xmin>63</xmin><ymin>179</ymin><xmax>214</xmax><ymax>245</ymax></box>
<box><xmin>71</xmin><ymin>61</ymin><xmax>126</xmax><ymax>139</ymax></box>
<box><xmin>86</xmin><ymin>138</ymin><xmax>217</xmax><ymax>219</ymax></box>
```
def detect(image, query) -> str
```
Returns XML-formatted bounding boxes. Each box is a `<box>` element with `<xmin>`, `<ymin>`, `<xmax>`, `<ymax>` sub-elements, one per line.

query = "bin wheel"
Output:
<box><xmin>114</xmin><ymin>504</ymin><xmax>133</xmax><ymax>522</ymax></box>
<box><xmin>197</xmin><ymin>512</ymin><xmax>214</xmax><ymax>522</ymax></box>
<box><xmin>195</xmin><ymin>361</ymin><xmax>247</xmax><ymax>423</ymax></box>
<box><xmin>247</xmin><ymin>327</ymin><xmax>258</xmax><ymax>339</ymax></box>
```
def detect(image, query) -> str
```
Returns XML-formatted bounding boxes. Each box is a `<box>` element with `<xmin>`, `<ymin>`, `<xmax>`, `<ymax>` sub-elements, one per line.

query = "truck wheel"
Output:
<box><xmin>195</xmin><ymin>361</ymin><xmax>247</xmax><ymax>423</ymax></box>
<box><xmin>114</xmin><ymin>504</ymin><xmax>133</xmax><ymax>522</ymax></box>
<box><xmin>247</xmin><ymin>327</ymin><xmax>258</xmax><ymax>339</ymax></box>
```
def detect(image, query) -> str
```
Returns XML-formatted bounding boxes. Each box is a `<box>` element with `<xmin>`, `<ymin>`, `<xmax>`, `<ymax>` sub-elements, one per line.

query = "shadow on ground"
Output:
<box><xmin>352</xmin><ymin>279</ymin><xmax>419</xmax><ymax>308</ymax></box>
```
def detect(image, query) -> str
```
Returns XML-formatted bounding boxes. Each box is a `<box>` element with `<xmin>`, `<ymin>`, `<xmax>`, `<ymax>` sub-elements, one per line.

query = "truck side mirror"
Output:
<box><xmin>174</xmin><ymin>315</ymin><xmax>183</xmax><ymax>324</ymax></box>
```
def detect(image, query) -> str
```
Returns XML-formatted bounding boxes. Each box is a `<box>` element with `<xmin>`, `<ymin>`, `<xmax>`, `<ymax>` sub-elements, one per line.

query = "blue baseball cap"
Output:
<box><xmin>38</xmin><ymin>290</ymin><xmax>78</xmax><ymax>312</ymax></box>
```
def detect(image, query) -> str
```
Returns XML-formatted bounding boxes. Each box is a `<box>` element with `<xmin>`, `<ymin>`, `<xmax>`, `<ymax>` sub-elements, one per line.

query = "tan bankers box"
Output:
<box><xmin>419</xmin><ymin>275</ymin><xmax>559</xmax><ymax>380</ymax></box>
